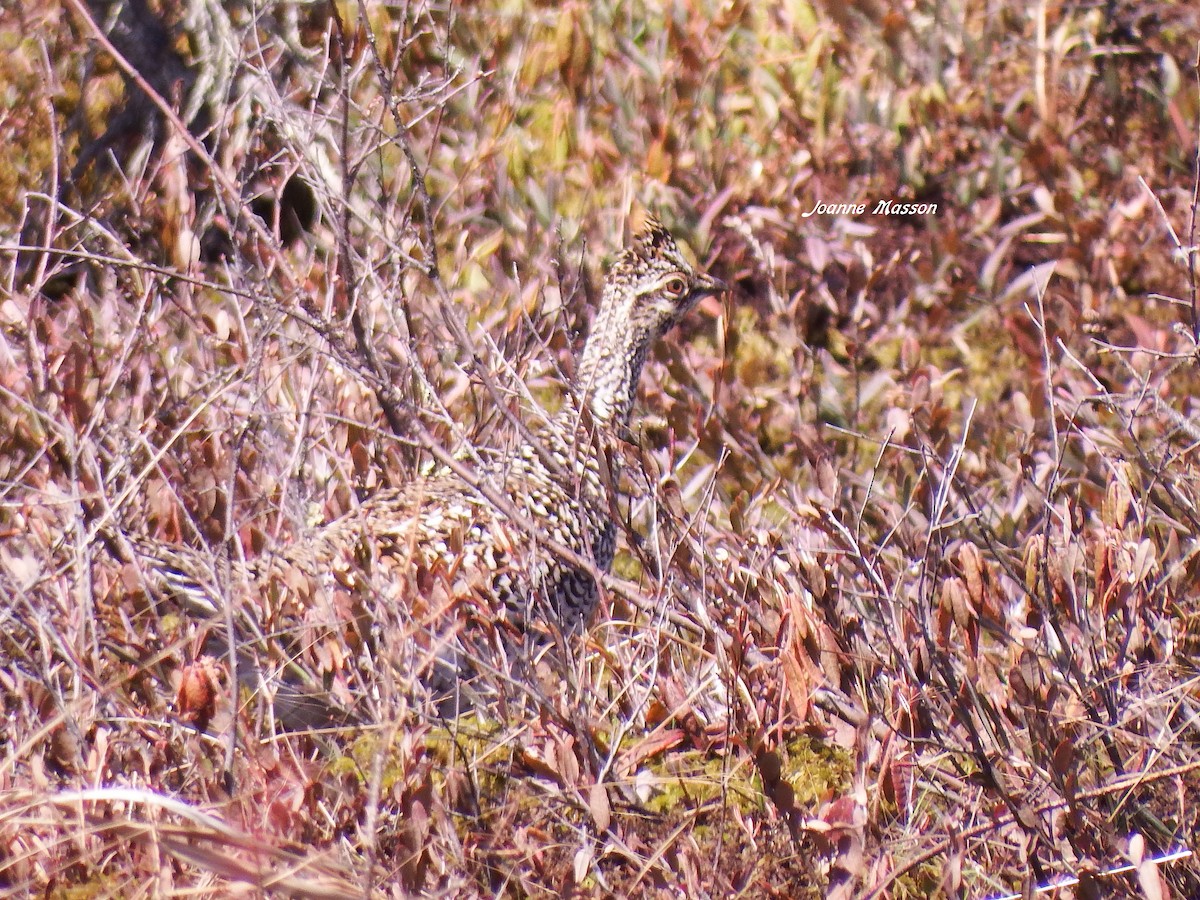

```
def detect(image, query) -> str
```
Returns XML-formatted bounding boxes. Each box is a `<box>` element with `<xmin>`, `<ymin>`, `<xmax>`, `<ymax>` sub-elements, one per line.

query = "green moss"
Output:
<box><xmin>783</xmin><ymin>734</ymin><xmax>853</xmax><ymax>803</ymax></box>
<box><xmin>640</xmin><ymin>735</ymin><xmax>851</xmax><ymax>816</ymax></box>
<box><xmin>48</xmin><ymin>879</ymin><xmax>124</xmax><ymax>900</ymax></box>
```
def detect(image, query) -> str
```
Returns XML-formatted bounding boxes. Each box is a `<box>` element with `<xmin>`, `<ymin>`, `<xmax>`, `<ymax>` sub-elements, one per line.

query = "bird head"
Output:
<box><xmin>604</xmin><ymin>216</ymin><xmax>726</xmax><ymax>339</ymax></box>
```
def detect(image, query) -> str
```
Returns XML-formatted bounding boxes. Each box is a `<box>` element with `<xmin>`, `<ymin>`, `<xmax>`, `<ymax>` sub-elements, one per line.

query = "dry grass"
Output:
<box><xmin>2</xmin><ymin>0</ymin><xmax>1200</xmax><ymax>896</ymax></box>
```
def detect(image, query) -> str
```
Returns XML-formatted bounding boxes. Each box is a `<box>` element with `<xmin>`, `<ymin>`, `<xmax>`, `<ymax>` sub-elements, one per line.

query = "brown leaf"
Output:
<box><xmin>588</xmin><ymin>782</ymin><xmax>610</xmax><ymax>832</ymax></box>
<box><xmin>958</xmin><ymin>542</ymin><xmax>986</xmax><ymax>610</ymax></box>
<box><xmin>176</xmin><ymin>658</ymin><xmax>220</xmax><ymax>731</ymax></box>
<box><xmin>821</xmin><ymin>793</ymin><xmax>866</xmax><ymax>900</ymax></box>
<box><xmin>556</xmin><ymin>736</ymin><xmax>580</xmax><ymax>786</ymax></box>
<box><xmin>1051</xmin><ymin>738</ymin><xmax>1074</xmax><ymax>782</ymax></box>
<box><xmin>616</xmin><ymin>728</ymin><xmax>684</xmax><ymax>776</ymax></box>
<box><xmin>1103</xmin><ymin>463</ymin><xmax>1133</xmax><ymax>529</ymax></box>
<box><xmin>1023</xmin><ymin>536</ymin><xmax>1043</xmax><ymax>594</ymax></box>
<box><xmin>780</xmin><ymin>594</ymin><xmax>816</xmax><ymax>721</ymax></box>
<box><xmin>816</xmin><ymin>457</ymin><xmax>839</xmax><ymax>499</ymax></box>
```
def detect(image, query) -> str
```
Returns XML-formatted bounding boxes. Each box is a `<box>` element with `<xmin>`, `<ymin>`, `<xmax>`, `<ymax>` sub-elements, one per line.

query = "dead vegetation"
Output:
<box><xmin>2</xmin><ymin>0</ymin><xmax>1200</xmax><ymax>897</ymax></box>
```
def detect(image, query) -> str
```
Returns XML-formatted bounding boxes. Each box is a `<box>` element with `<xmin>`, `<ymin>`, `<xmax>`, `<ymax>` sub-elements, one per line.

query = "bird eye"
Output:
<box><xmin>663</xmin><ymin>276</ymin><xmax>688</xmax><ymax>297</ymax></box>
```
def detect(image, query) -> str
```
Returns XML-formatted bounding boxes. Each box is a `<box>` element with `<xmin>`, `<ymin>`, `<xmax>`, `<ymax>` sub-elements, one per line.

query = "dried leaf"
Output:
<box><xmin>573</xmin><ymin>844</ymin><xmax>594</xmax><ymax>884</ymax></box>
<box><xmin>617</xmin><ymin>729</ymin><xmax>685</xmax><ymax>776</ymax></box>
<box><xmin>588</xmin><ymin>782</ymin><xmax>610</xmax><ymax>832</ymax></box>
<box><xmin>958</xmin><ymin>542</ymin><xmax>986</xmax><ymax>610</ymax></box>
<box><xmin>176</xmin><ymin>658</ymin><xmax>220</xmax><ymax>731</ymax></box>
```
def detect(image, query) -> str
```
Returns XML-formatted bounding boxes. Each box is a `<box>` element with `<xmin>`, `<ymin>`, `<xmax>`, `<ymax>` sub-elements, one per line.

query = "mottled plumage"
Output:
<box><xmin>128</xmin><ymin>218</ymin><xmax>723</xmax><ymax>718</ymax></box>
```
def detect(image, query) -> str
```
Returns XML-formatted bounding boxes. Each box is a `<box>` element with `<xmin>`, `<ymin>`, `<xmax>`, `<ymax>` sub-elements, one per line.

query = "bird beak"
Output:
<box><xmin>694</xmin><ymin>272</ymin><xmax>727</xmax><ymax>296</ymax></box>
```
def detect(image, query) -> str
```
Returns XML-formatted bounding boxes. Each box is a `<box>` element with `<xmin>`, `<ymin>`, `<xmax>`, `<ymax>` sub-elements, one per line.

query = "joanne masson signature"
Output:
<box><xmin>801</xmin><ymin>199</ymin><xmax>939</xmax><ymax>217</ymax></box>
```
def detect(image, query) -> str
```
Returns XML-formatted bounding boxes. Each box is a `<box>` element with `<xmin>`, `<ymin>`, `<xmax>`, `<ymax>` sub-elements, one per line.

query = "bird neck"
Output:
<box><xmin>575</xmin><ymin>300</ymin><xmax>654</xmax><ymax>428</ymax></box>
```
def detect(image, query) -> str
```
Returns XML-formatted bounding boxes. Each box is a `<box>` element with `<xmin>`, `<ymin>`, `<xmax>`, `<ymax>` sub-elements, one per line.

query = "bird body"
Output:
<box><xmin>124</xmin><ymin>217</ymin><xmax>723</xmax><ymax>718</ymax></box>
